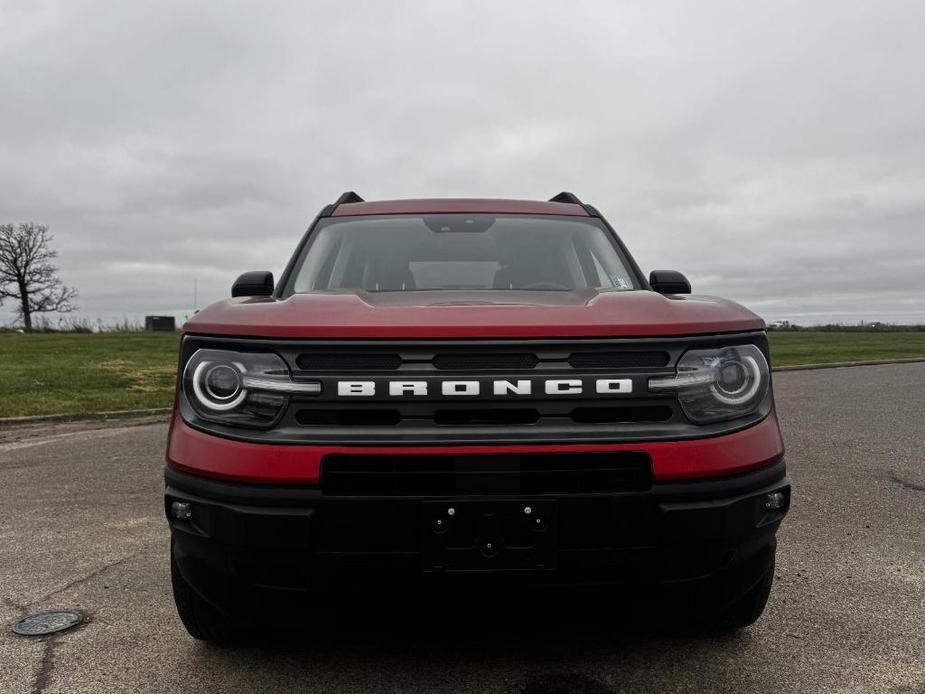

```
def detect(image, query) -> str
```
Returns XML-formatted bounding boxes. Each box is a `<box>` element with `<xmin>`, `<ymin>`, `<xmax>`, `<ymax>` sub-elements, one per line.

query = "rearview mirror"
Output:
<box><xmin>232</xmin><ymin>271</ymin><xmax>274</xmax><ymax>297</ymax></box>
<box><xmin>649</xmin><ymin>270</ymin><xmax>691</xmax><ymax>295</ymax></box>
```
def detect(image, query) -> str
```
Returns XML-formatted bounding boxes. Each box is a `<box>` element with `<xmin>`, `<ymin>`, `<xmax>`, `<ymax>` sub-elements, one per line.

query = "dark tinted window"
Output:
<box><xmin>290</xmin><ymin>214</ymin><xmax>636</xmax><ymax>293</ymax></box>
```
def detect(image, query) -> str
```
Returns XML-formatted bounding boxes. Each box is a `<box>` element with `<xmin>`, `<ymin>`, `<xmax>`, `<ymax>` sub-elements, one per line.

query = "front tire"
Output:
<box><xmin>693</xmin><ymin>552</ymin><xmax>776</xmax><ymax>631</ymax></box>
<box><xmin>171</xmin><ymin>546</ymin><xmax>242</xmax><ymax>644</ymax></box>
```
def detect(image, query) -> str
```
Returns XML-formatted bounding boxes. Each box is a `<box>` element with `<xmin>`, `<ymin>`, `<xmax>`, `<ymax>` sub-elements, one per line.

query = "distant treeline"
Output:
<box><xmin>769</xmin><ymin>323</ymin><xmax>925</xmax><ymax>332</ymax></box>
<box><xmin>0</xmin><ymin>316</ymin><xmax>147</xmax><ymax>333</ymax></box>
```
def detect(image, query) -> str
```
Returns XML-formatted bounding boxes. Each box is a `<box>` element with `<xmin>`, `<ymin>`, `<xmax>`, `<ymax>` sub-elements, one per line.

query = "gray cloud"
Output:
<box><xmin>1</xmin><ymin>0</ymin><xmax>923</xmax><ymax>326</ymax></box>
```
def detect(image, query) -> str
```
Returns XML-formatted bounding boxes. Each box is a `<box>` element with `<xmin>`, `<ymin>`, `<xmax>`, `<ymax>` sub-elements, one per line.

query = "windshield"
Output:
<box><xmin>287</xmin><ymin>214</ymin><xmax>637</xmax><ymax>293</ymax></box>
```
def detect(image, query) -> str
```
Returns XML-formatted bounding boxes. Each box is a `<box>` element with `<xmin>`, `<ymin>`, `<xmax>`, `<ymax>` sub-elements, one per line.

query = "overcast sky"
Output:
<box><xmin>1</xmin><ymin>0</ymin><xmax>923</xmax><ymax>327</ymax></box>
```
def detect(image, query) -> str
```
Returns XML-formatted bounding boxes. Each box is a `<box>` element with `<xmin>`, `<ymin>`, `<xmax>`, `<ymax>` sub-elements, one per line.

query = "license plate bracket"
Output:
<box><xmin>422</xmin><ymin>499</ymin><xmax>558</xmax><ymax>572</ymax></box>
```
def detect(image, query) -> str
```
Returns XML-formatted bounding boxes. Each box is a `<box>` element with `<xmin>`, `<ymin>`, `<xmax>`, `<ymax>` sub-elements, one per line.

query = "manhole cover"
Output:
<box><xmin>12</xmin><ymin>611</ymin><xmax>83</xmax><ymax>636</ymax></box>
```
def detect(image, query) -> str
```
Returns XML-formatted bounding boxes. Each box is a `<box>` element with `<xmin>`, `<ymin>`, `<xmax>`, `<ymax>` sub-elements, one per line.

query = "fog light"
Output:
<box><xmin>171</xmin><ymin>501</ymin><xmax>192</xmax><ymax>520</ymax></box>
<box><xmin>764</xmin><ymin>492</ymin><xmax>786</xmax><ymax>510</ymax></box>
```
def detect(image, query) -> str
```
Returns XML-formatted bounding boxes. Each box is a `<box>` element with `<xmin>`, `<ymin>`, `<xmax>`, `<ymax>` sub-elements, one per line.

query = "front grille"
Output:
<box><xmin>279</xmin><ymin>339</ymin><xmax>685</xmax><ymax>444</ymax></box>
<box><xmin>183</xmin><ymin>333</ymin><xmax>771</xmax><ymax>445</ymax></box>
<box><xmin>320</xmin><ymin>452</ymin><xmax>652</xmax><ymax>496</ymax></box>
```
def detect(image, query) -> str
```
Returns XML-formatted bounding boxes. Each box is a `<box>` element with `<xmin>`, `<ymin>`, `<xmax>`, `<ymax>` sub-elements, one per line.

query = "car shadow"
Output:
<box><xmin>189</xmin><ymin>586</ymin><xmax>757</xmax><ymax>693</ymax></box>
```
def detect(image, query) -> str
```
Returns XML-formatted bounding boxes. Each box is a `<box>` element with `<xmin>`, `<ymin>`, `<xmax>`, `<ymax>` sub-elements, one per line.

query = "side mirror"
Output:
<box><xmin>232</xmin><ymin>271</ymin><xmax>274</xmax><ymax>297</ymax></box>
<box><xmin>649</xmin><ymin>270</ymin><xmax>691</xmax><ymax>294</ymax></box>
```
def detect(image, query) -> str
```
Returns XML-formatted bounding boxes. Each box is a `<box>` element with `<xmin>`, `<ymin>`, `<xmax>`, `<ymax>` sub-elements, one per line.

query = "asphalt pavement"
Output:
<box><xmin>1</xmin><ymin>364</ymin><xmax>923</xmax><ymax>693</ymax></box>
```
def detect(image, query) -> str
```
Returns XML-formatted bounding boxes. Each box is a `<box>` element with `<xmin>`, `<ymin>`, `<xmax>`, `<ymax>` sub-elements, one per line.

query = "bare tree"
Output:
<box><xmin>0</xmin><ymin>222</ymin><xmax>78</xmax><ymax>330</ymax></box>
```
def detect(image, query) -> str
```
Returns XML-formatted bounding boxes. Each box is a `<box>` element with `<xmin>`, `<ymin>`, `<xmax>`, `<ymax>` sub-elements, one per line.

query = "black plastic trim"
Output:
<box><xmin>549</xmin><ymin>191</ymin><xmax>583</xmax><ymax>204</ymax></box>
<box><xmin>650</xmin><ymin>270</ymin><xmax>692</xmax><ymax>295</ymax></box>
<box><xmin>178</xmin><ymin>403</ymin><xmax>770</xmax><ymax>447</ymax></box>
<box><xmin>334</xmin><ymin>191</ymin><xmax>364</xmax><ymax>205</ymax></box>
<box><xmin>165</xmin><ymin>457</ymin><xmax>788</xmax><ymax>600</ymax></box>
<box><xmin>231</xmin><ymin>271</ymin><xmax>274</xmax><ymax>298</ymax></box>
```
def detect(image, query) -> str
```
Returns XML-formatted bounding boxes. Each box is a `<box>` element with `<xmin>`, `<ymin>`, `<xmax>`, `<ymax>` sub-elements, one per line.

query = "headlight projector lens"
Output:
<box><xmin>204</xmin><ymin>364</ymin><xmax>242</xmax><ymax>401</ymax></box>
<box><xmin>191</xmin><ymin>360</ymin><xmax>247</xmax><ymax>411</ymax></box>
<box><xmin>711</xmin><ymin>354</ymin><xmax>762</xmax><ymax>406</ymax></box>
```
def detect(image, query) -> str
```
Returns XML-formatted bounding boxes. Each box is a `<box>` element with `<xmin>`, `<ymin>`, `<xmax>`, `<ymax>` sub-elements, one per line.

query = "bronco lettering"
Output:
<box><xmin>333</xmin><ymin>378</ymin><xmax>634</xmax><ymax>397</ymax></box>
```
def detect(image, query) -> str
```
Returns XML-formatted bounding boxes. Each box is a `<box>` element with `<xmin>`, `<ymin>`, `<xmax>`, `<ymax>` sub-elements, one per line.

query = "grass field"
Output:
<box><xmin>1</xmin><ymin>330</ymin><xmax>924</xmax><ymax>418</ymax></box>
<box><xmin>1</xmin><ymin>332</ymin><xmax>180</xmax><ymax>418</ymax></box>
<box><xmin>769</xmin><ymin>331</ymin><xmax>925</xmax><ymax>367</ymax></box>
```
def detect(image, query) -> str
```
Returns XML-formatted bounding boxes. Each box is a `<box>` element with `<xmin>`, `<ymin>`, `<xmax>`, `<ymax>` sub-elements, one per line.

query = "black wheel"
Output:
<box><xmin>694</xmin><ymin>553</ymin><xmax>775</xmax><ymax>631</ymax></box>
<box><xmin>171</xmin><ymin>546</ymin><xmax>242</xmax><ymax>644</ymax></box>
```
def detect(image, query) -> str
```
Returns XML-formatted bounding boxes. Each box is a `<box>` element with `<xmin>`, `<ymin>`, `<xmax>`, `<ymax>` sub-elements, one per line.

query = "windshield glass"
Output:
<box><xmin>288</xmin><ymin>214</ymin><xmax>637</xmax><ymax>293</ymax></box>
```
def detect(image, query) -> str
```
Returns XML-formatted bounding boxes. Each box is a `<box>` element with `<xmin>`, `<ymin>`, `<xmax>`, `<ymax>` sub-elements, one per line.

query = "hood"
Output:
<box><xmin>183</xmin><ymin>289</ymin><xmax>765</xmax><ymax>339</ymax></box>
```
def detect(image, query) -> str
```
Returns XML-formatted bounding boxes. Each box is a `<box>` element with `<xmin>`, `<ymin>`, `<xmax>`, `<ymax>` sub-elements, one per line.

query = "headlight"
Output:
<box><xmin>182</xmin><ymin>348</ymin><xmax>320</xmax><ymax>427</ymax></box>
<box><xmin>648</xmin><ymin>344</ymin><xmax>770</xmax><ymax>424</ymax></box>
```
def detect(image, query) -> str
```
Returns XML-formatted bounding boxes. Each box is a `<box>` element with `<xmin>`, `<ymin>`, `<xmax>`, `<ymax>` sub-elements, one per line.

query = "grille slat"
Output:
<box><xmin>433</xmin><ymin>353</ymin><xmax>539</xmax><ymax>370</ymax></box>
<box><xmin>294</xmin><ymin>349</ymin><xmax>669</xmax><ymax>371</ymax></box>
<box><xmin>295</xmin><ymin>353</ymin><xmax>402</xmax><ymax>371</ymax></box>
<box><xmin>570</xmin><ymin>406</ymin><xmax>672</xmax><ymax>424</ymax></box>
<box><xmin>321</xmin><ymin>452</ymin><xmax>652</xmax><ymax>496</ymax></box>
<box><xmin>568</xmin><ymin>351</ymin><xmax>669</xmax><ymax>369</ymax></box>
<box><xmin>433</xmin><ymin>409</ymin><xmax>539</xmax><ymax>425</ymax></box>
<box><xmin>295</xmin><ymin>405</ymin><xmax>672</xmax><ymax>427</ymax></box>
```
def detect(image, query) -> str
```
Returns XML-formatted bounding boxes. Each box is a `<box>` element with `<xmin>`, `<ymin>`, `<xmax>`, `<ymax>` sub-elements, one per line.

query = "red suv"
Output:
<box><xmin>165</xmin><ymin>192</ymin><xmax>789</xmax><ymax>641</ymax></box>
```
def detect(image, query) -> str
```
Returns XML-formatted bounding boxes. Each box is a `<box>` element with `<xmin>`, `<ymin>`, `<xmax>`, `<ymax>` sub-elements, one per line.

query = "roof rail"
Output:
<box><xmin>549</xmin><ymin>191</ymin><xmax>582</xmax><ymax>205</ymax></box>
<box><xmin>320</xmin><ymin>191</ymin><xmax>365</xmax><ymax>217</ymax></box>
<box><xmin>334</xmin><ymin>191</ymin><xmax>364</xmax><ymax>205</ymax></box>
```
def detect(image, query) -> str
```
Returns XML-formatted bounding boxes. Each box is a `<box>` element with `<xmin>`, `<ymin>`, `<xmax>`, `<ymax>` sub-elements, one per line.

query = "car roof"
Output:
<box><xmin>331</xmin><ymin>198</ymin><xmax>590</xmax><ymax>217</ymax></box>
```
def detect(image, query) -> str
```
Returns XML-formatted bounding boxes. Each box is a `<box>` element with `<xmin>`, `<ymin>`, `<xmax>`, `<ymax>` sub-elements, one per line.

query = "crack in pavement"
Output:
<box><xmin>27</xmin><ymin>543</ymin><xmax>154</xmax><ymax>609</ymax></box>
<box><xmin>15</xmin><ymin>549</ymin><xmax>153</xmax><ymax>694</ymax></box>
<box><xmin>892</xmin><ymin>474</ymin><xmax>925</xmax><ymax>492</ymax></box>
<box><xmin>30</xmin><ymin>635</ymin><xmax>61</xmax><ymax>694</ymax></box>
<box><xmin>9</xmin><ymin>541</ymin><xmax>157</xmax><ymax>694</ymax></box>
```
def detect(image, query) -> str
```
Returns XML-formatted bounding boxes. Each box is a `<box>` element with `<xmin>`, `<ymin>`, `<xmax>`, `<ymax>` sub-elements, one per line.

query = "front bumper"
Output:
<box><xmin>166</xmin><ymin>411</ymin><xmax>786</xmax><ymax>483</ymax></box>
<box><xmin>166</xmin><ymin>458</ymin><xmax>790</xmax><ymax>615</ymax></box>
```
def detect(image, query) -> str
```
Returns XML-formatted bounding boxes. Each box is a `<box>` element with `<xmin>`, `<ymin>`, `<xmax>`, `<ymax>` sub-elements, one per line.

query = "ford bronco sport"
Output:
<box><xmin>165</xmin><ymin>192</ymin><xmax>790</xmax><ymax>642</ymax></box>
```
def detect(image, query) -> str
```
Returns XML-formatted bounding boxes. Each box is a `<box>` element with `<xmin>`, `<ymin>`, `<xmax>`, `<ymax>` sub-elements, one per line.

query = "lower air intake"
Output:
<box><xmin>320</xmin><ymin>452</ymin><xmax>652</xmax><ymax>496</ymax></box>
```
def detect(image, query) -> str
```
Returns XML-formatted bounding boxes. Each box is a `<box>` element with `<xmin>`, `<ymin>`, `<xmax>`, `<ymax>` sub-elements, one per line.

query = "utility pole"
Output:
<box><xmin>193</xmin><ymin>279</ymin><xmax>198</xmax><ymax>312</ymax></box>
